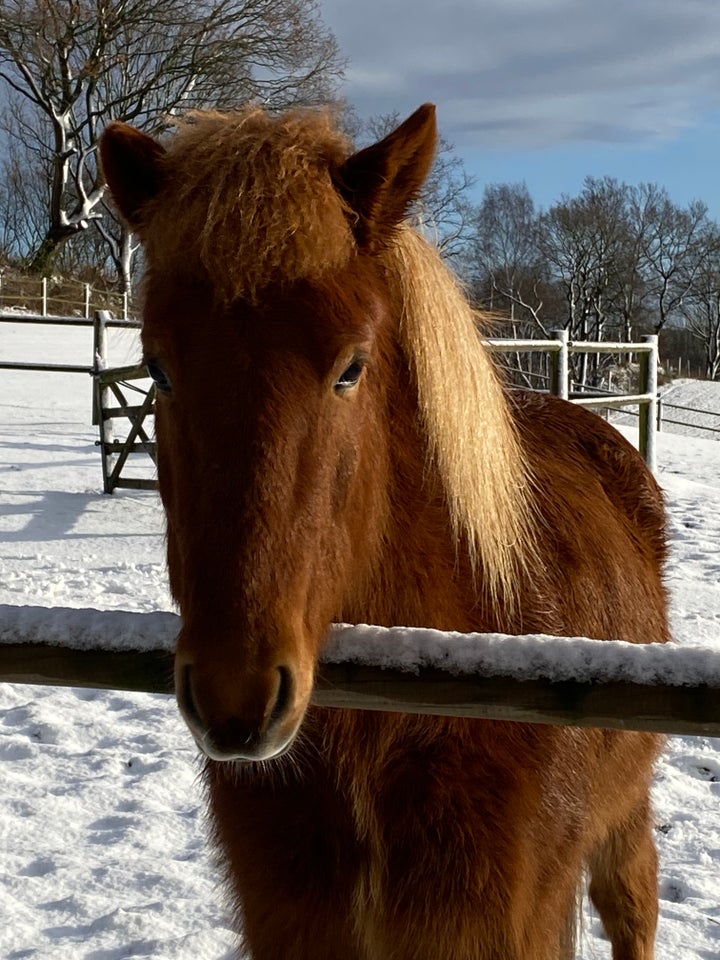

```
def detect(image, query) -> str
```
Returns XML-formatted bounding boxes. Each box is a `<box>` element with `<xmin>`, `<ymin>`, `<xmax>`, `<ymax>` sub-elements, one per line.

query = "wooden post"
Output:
<box><xmin>84</xmin><ymin>284</ymin><xmax>91</xmax><ymax>318</ymax></box>
<box><xmin>550</xmin><ymin>329</ymin><xmax>569</xmax><ymax>400</ymax></box>
<box><xmin>91</xmin><ymin>311</ymin><xmax>110</xmax><ymax>427</ymax></box>
<box><xmin>639</xmin><ymin>335</ymin><xmax>658</xmax><ymax>473</ymax></box>
<box><xmin>41</xmin><ymin>277</ymin><xmax>47</xmax><ymax>316</ymax></box>
<box><xmin>95</xmin><ymin>376</ymin><xmax>113</xmax><ymax>494</ymax></box>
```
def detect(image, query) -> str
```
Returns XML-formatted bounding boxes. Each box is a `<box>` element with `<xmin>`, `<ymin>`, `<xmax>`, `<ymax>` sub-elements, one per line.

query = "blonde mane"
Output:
<box><xmin>144</xmin><ymin>107</ymin><xmax>535</xmax><ymax>607</ymax></box>
<box><xmin>382</xmin><ymin>227</ymin><xmax>537</xmax><ymax>608</ymax></box>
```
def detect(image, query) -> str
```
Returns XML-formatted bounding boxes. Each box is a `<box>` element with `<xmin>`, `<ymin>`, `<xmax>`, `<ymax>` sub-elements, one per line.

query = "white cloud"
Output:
<box><xmin>322</xmin><ymin>0</ymin><xmax>720</xmax><ymax>148</ymax></box>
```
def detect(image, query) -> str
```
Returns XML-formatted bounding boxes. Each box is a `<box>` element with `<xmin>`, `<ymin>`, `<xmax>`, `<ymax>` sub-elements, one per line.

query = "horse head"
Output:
<box><xmin>100</xmin><ymin>105</ymin><xmax>438</xmax><ymax>761</ymax></box>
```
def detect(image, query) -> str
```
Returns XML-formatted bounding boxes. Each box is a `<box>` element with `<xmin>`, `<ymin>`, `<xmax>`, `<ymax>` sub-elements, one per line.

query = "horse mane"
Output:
<box><xmin>142</xmin><ymin>106</ymin><xmax>537</xmax><ymax>608</ymax></box>
<box><xmin>141</xmin><ymin>106</ymin><xmax>356</xmax><ymax>304</ymax></box>
<box><xmin>382</xmin><ymin>227</ymin><xmax>538</xmax><ymax>608</ymax></box>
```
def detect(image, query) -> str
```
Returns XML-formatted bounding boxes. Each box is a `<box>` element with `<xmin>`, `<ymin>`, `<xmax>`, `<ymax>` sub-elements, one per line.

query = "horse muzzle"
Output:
<box><xmin>176</xmin><ymin>659</ymin><xmax>308</xmax><ymax>762</ymax></box>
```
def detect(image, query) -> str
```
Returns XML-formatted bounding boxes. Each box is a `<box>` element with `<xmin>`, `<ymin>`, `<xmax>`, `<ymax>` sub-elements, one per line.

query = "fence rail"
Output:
<box><xmin>487</xmin><ymin>331</ymin><xmax>659</xmax><ymax>469</ymax></box>
<box><xmin>1</xmin><ymin>608</ymin><xmax>718</xmax><ymax>738</ymax></box>
<box><xmin>0</xmin><ymin>310</ymin><xmax>141</xmax><ymax>378</ymax></box>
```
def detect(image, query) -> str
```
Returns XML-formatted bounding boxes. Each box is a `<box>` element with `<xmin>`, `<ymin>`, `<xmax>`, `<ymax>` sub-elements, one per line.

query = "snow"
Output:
<box><xmin>3</xmin><ymin>604</ymin><xmax>720</xmax><ymax>689</ymax></box>
<box><xmin>0</xmin><ymin>604</ymin><xmax>179</xmax><ymax>652</ymax></box>
<box><xmin>1</xmin><ymin>318</ymin><xmax>720</xmax><ymax>959</ymax></box>
<box><xmin>322</xmin><ymin>624</ymin><xmax>720</xmax><ymax>687</ymax></box>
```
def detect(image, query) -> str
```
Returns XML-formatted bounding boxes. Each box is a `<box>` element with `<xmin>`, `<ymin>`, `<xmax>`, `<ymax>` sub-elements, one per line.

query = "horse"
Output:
<box><xmin>100</xmin><ymin>103</ymin><xmax>669</xmax><ymax>960</ymax></box>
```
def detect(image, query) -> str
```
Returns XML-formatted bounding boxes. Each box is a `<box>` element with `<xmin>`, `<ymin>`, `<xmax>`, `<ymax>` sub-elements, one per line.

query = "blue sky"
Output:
<box><xmin>321</xmin><ymin>0</ymin><xmax>720</xmax><ymax>218</ymax></box>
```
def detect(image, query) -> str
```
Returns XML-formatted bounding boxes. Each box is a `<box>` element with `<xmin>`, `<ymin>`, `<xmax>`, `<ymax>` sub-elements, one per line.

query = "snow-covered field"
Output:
<box><xmin>1</xmin><ymin>321</ymin><xmax>719</xmax><ymax>959</ymax></box>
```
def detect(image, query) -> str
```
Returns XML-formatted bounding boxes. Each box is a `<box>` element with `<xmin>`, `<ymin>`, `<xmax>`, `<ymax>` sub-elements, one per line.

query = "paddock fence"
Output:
<box><xmin>0</xmin><ymin>606</ymin><xmax>718</xmax><ymax>739</ymax></box>
<box><xmin>0</xmin><ymin>309</ymin><xmax>140</xmax><ymax>385</ymax></box>
<box><xmin>0</xmin><ymin>309</ymin><xmax>154</xmax><ymax>491</ymax></box>
<box><xmin>0</xmin><ymin>274</ymin><xmax>130</xmax><ymax>319</ymax></box>
<box><xmin>2</xmin><ymin>314</ymin><xmax>660</xmax><ymax>485</ymax></box>
<box><xmin>486</xmin><ymin>330</ymin><xmax>659</xmax><ymax>470</ymax></box>
<box><xmin>656</xmin><ymin>397</ymin><xmax>720</xmax><ymax>439</ymax></box>
<box><xmin>95</xmin><ymin>364</ymin><xmax>157</xmax><ymax>494</ymax></box>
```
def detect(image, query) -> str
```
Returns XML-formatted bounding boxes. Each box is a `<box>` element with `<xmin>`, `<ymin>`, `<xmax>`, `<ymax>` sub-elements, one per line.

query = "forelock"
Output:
<box><xmin>142</xmin><ymin>106</ymin><xmax>357</xmax><ymax>304</ymax></box>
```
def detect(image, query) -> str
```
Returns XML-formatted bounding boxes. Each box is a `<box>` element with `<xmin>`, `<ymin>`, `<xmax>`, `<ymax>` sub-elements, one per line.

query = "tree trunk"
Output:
<box><xmin>25</xmin><ymin>227</ymin><xmax>77</xmax><ymax>277</ymax></box>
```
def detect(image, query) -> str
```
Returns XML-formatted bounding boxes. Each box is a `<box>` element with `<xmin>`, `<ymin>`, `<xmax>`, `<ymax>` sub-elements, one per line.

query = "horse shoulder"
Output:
<box><xmin>510</xmin><ymin>391</ymin><xmax>669</xmax><ymax>643</ymax></box>
<box><xmin>513</xmin><ymin>390</ymin><xmax>666</xmax><ymax>554</ymax></box>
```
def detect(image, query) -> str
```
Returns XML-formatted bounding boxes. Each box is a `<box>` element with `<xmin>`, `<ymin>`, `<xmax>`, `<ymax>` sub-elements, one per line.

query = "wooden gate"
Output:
<box><xmin>95</xmin><ymin>364</ymin><xmax>157</xmax><ymax>493</ymax></box>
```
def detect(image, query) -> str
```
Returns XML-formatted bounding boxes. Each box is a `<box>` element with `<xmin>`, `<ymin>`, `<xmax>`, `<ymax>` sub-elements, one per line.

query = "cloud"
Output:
<box><xmin>322</xmin><ymin>0</ymin><xmax>720</xmax><ymax>148</ymax></box>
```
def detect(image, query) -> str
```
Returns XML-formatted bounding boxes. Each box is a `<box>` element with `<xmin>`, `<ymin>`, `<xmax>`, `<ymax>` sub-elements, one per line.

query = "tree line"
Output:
<box><xmin>0</xmin><ymin>1</ymin><xmax>716</xmax><ymax>380</ymax></box>
<box><xmin>462</xmin><ymin>179</ymin><xmax>719</xmax><ymax>380</ymax></box>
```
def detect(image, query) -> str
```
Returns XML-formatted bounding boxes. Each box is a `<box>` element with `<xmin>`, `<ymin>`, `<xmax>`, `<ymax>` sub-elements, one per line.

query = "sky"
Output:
<box><xmin>321</xmin><ymin>0</ymin><xmax>720</xmax><ymax>218</ymax></box>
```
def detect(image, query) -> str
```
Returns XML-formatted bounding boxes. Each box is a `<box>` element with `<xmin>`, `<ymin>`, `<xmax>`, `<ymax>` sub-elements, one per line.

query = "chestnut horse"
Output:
<box><xmin>100</xmin><ymin>104</ymin><xmax>668</xmax><ymax>960</ymax></box>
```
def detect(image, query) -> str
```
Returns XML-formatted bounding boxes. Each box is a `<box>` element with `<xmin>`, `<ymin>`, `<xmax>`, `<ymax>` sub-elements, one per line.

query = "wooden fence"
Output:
<box><xmin>487</xmin><ymin>331</ymin><xmax>659</xmax><ymax>470</ymax></box>
<box><xmin>657</xmin><ymin>397</ymin><xmax>720</xmax><ymax>439</ymax></box>
<box><xmin>0</xmin><ymin>274</ymin><xmax>130</xmax><ymax>318</ymax></box>
<box><xmin>0</xmin><ymin>308</ymin><xmax>140</xmax><ymax>378</ymax></box>
<box><xmin>0</xmin><ymin>607</ymin><xmax>718</xmax><ymax>739</ymax></box>
<box><xmin>1</xmin><ymin>315</ymin><xmax>660</xmax><ymax>487</ymax></box>
<box><xmin>92</xmin><ymin>331</ymin><xmax>659</xmax><ymax>489</ymax></box>
<box><xmin>3</xmin><ymin>321</ymin><xmax>703</xmax><ymax>737</ymax></box>
<box><xmin>0</xmin><ymin>309</ymin><xmax>155</xmax><ymax>492</ymax></box>
<box><xmin>95</xmin><ymin>364</ymin><xmax>156</xmax><ymax>493</ymax></box>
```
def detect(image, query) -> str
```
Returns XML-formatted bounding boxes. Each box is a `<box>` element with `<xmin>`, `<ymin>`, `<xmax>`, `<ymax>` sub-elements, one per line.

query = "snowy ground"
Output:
<box><xmin>660</xmin><ymin>379</ymin><xmax>720</xmax><ymax>441</ymax></box>
<box><xmin>1</xmin><ymin>321</ymin><xmax>719</xmax><ymax>959</ymax></box>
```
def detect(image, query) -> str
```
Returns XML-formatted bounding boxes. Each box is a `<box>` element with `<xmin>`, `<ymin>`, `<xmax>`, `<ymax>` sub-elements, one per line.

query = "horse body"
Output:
<box><xmin>101</xmin><ymin>104</ymin><xmax>668</xmax><ymax>960</ymax></box>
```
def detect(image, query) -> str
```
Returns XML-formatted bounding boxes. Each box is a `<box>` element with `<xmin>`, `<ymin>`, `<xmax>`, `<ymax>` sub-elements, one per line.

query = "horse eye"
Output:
<box><xmin>334</xmin><ymin>360</ymin><xmax>365</xmax><ymax>393</ymax></box>
<box><xmin>146</xmin><ymin>360</ymin><xmax>172</xmax><ymax>394</ymax></box>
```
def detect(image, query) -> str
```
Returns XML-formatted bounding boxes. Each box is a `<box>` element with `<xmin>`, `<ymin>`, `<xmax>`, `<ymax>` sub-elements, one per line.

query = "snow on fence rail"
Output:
<box><xmin>1</xmin><ymin>605</ymin><xmax>719</xmax><ymax>739</ymax></box>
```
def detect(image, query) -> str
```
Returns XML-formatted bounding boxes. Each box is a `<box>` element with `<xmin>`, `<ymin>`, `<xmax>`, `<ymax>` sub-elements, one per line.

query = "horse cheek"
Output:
<box><xmin>154</xmin><ymin>401</ymin><xmax>187</xmax><ymax>606</ymax></box>
<box><xmin>332</xmin><ymin>444</ymin><xmax>357</xmax><ymax>518</ymax></box>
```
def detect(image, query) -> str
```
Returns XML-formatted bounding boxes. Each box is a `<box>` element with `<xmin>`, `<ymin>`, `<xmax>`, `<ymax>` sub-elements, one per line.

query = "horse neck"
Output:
<box><xmin>340</xmin><ymin>342</ymin><xmax>482</xmax><ymax>634</ymax></box>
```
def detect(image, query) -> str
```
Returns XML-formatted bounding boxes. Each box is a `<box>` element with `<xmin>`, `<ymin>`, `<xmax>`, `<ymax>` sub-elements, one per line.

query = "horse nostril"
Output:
<box><xmin>269</xmin><ymin>665</ymin><xmax>294</xmax><ymax>729</ymax></box>
<box><xmin>178</xmin><ymin>664</ymin><xmax>206</xmax><ymax>735</ymax></box>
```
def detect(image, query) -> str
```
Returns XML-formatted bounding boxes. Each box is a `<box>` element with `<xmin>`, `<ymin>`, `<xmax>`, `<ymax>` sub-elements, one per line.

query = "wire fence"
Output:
<box><xmin>658</xmin><ymin>400</ymin><xmax>720</xmax><ymax>438</ymax></box>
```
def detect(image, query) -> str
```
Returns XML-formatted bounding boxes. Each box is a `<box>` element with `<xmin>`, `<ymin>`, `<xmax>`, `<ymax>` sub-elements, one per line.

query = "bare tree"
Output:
<box><xmin>537</xmin><ymin>179</ymin><xmax>645</xmax><ymax>384</ymax></box>
<box><xmin>0</xmin><ymin>0</ymin><xmax>343</xmax><ymax>281</ymax></box>
<box><xmin>630</xmin><ymin>183</ymin><xmax>710</xmax><ymax>334</ymax></box>
<box><xmin>467</xmin><ymin>182</ymin><xmax>551</xmax><ymax>334</ymax></box>
<box><xmin>463</xmin><ymin>172</ymin><xmax>720</xmax><ymax>381</ymax></box>
<box><xmin>681</xmin><ymin>224</ymin><xmax>720</xmax><ymax>379</ymax></box>
<box><xmin>0</xmin><ymin>127</ymin><xmax>48</xmax><ymax>261</ymax></box>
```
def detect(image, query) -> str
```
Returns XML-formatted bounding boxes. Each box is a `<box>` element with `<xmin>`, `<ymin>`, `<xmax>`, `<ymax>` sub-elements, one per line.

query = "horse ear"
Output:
<box><xmin>100</xmin><ymin>122</ymin><xmax>166</xmax><ymax>230</ymax></box>
<box><xmin>337</xmin><ymin>103</ymin><xmax>438</xmax><ymax>247</ymax></box>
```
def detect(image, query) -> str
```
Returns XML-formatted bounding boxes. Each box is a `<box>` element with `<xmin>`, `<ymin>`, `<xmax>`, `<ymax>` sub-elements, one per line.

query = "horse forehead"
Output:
<box><xmin>143</xmin><ymin>249</ymin><xmax>387</xmax><ymax>339</ymax></box>
<box><xmin>141</xmin><ymin>274</ymin><xmax>383</xmax><ymax>369</ymax></box>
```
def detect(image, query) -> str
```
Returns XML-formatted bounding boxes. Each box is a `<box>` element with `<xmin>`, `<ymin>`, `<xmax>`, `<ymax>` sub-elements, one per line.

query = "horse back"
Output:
<box><xmin>510</xmin><ymin>390</ymin><xmax>669</xmax><ymax>645</ymax></box>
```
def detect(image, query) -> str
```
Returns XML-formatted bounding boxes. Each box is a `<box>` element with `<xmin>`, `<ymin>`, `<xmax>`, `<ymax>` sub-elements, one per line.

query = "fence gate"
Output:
<box><xmin>95</xmin><ymin>364</ymin><xmax>157</xmax><ymax>494</ymax></box>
